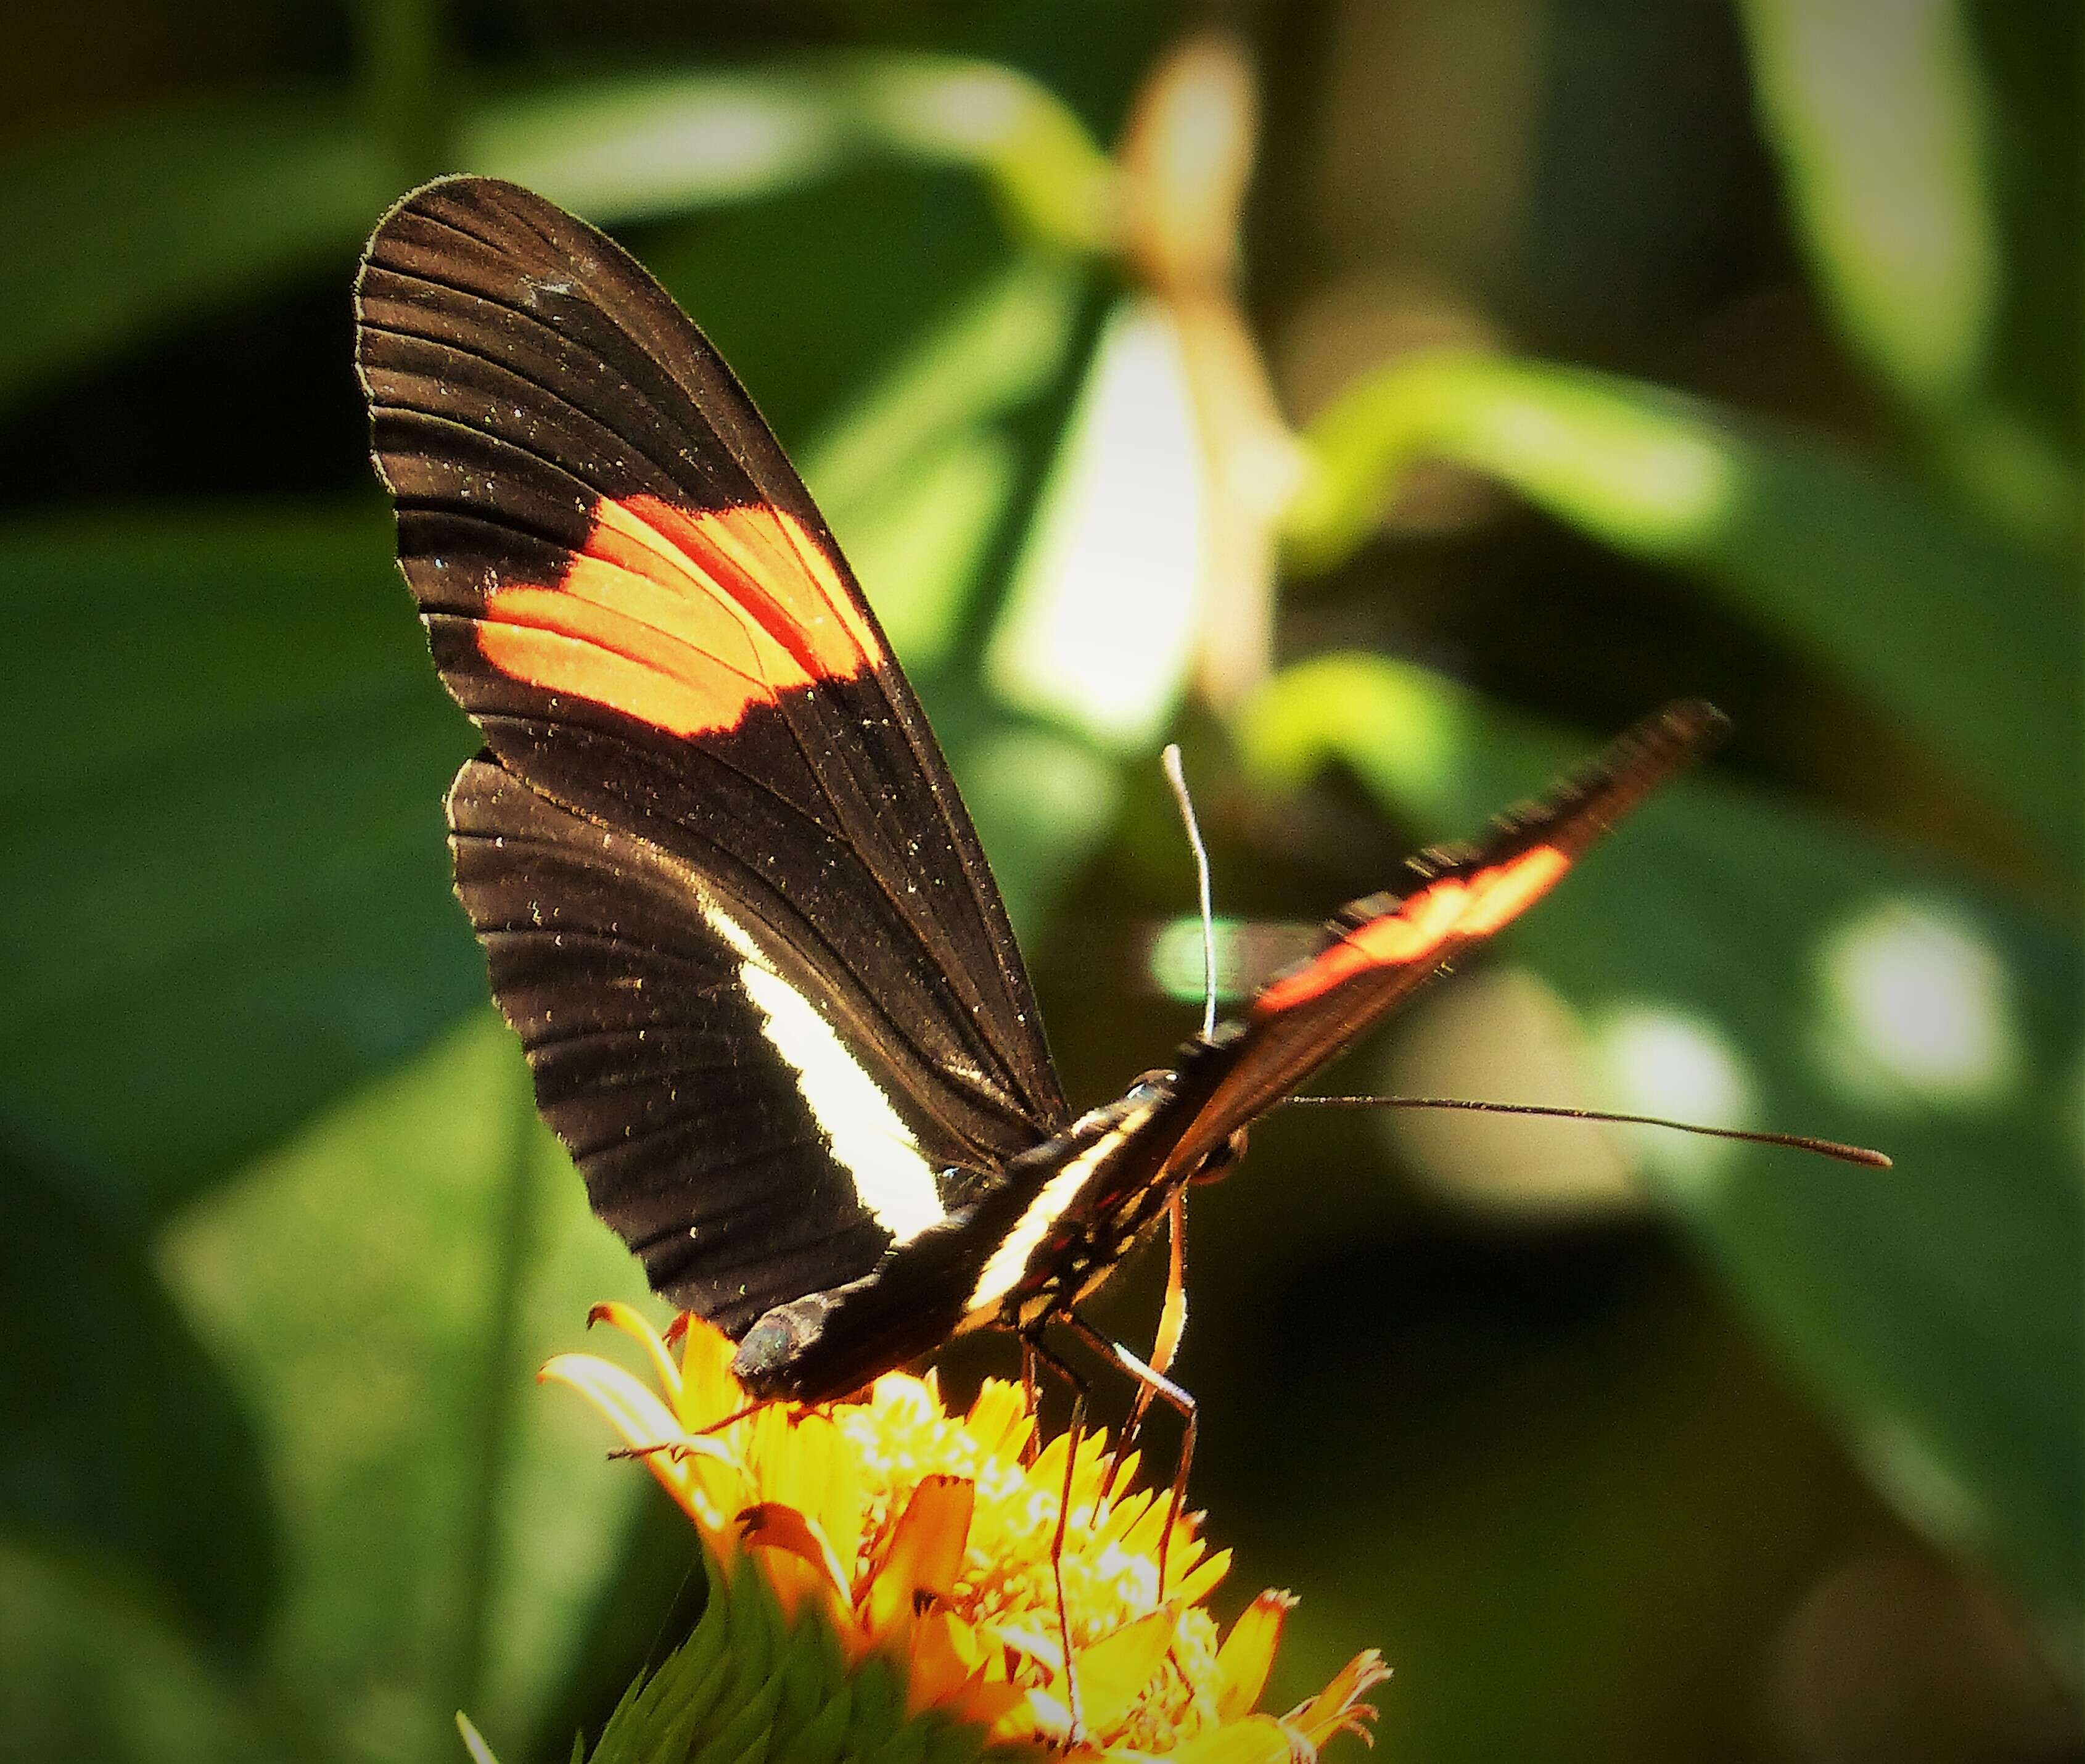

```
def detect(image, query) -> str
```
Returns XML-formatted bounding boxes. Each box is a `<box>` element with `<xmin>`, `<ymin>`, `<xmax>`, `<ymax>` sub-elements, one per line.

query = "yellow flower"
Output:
<box><xmin>544</xmin><ymin>1304</ymin><xmax>1386</xmax><ymax>1761</ymax></box>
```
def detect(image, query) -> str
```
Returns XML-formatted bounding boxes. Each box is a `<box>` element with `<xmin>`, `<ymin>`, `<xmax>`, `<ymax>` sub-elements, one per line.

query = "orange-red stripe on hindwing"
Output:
<box><xmin>1252</xmin><ymin>844</ymin><xmax>1571</xmax><ymax>1015</ymax></box>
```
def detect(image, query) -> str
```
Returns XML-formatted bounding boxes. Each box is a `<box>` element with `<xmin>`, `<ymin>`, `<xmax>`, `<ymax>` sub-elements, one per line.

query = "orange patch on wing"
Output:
<box><xmin>1252</xmin><ymin>845</ymin><xmax>1571</xmax><ymax>1015</ymax></box>
<box><xmin>475</xmin><ymin>493</ymin><xmax>879</xmax><ymax>736</ymax></box>
<box><xmin>1455</xmin><ymin>843</ymin><xmax>1569</xmax><ymax>934</ymax></box>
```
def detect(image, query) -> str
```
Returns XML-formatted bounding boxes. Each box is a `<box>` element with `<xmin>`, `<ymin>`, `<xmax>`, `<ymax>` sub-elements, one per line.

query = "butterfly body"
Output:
<box><xmin>356</xmin><ymin>176</ymin><xmax>1724</xmax><ymax>1408</ymax></box>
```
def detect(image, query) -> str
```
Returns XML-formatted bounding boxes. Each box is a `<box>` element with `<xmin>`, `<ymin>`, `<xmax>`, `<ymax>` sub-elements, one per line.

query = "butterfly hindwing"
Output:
<box><xmin>1158</xmin><ymin>701</ymin><xmax>1730</xmax><ymax>1173</ymax></box>
<box><xmin>446</xmin><ymin>754</ymin><xmax>966</xmax><ymax>1329</ymax></box>
<box><xmin>356</xmin><ymin>177</ymin><xmax>1070</xmax><ymax>1330</ymax></box>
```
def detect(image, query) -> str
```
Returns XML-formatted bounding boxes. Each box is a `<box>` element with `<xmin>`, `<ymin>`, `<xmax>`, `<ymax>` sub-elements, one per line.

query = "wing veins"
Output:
<box><xmin>361</xmin><ymin>291</ymin><xmax>745</xmax><ymax>511</ymax></box>
<box><xmin>374</xmin><ymin>264</ymin><xmax>1056</xmax><ymax>1113</ymax></box>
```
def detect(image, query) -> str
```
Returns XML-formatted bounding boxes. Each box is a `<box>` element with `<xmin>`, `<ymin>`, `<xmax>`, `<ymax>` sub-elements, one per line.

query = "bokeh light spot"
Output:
<box><xmin>986</xmin><ymin>298</ymin><xmax>1203</xmax><ymax>748</ymax></box>
<box><xmin>1816</xmin><ymin>901</ymin><xmax>2019</xmax><ymax>1106</ymax></box>
<box><xmin>1381</xmin><ymin>969</ymin><xmax>1641</xmax><ymax>1216</ymax></box>
<box><xmin>1587</xmin><ymin>1005</ymin><xmax>1756</xmax><ymax>1193</ymax></box>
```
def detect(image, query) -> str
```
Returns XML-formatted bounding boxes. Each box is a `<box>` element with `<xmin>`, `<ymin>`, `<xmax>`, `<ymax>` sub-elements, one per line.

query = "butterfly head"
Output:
<box><xmin>731</xmin><ymin>1290</ymin><xmax>844</xmax><ymax>1401</ymax></box>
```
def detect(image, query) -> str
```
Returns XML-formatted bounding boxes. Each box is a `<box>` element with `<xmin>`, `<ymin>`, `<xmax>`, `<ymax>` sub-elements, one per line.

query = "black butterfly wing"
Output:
<box><xmin>355</xmin><ymin>176</ymin><xmax>1070</xmax><ymax>1331</ymax></box>
<box><xmin>758</xmin><ymin>700</ymin><xmax>1732</xmax><ymax>1398</ymax></box>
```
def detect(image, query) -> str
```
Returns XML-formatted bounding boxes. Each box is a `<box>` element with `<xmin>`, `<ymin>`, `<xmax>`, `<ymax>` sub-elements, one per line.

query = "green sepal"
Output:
<box><xmin>568</xmin><ymin>1546</ymin><xmax>1000</xmax><ymax>1764</ymax></box>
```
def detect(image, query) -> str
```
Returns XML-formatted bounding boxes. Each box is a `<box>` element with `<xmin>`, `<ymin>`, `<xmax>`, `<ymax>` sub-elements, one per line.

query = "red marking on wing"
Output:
<box><xmin>475</xmin><ymin>494</ymin><xmax>880</xmax><ymax>736</ymax></box>
<box><xmin>1251</xmin><ymin>844</ymin><xmax>1571</xmax><ymax>1015</ymax></box>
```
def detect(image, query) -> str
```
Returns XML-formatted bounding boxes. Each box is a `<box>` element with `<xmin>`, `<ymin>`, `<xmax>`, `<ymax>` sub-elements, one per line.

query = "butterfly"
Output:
<box><xmin>354</xmin><ymin>176</ymin><xmax>1725</xmax><ymax>1409</ymax></box>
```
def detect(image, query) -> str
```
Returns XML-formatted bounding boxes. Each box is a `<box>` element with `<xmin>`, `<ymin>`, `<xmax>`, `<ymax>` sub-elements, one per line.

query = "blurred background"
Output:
<box><xmin>0</xmin><ymin>3</ymin><xmax>2077</xmax><ymax>1761</ymax></box>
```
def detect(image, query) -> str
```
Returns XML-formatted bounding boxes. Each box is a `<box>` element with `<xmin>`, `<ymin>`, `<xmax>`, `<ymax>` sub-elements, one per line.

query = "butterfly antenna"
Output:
<box><xmin>1287</xmin><ymin>1094</ymin><xmax>1890</xmax><ymax>1168</ymax></box>
<box><xmin>1161</xmin><ymin>744</ymin><xmax>1218</xmax><ymax>1039</ymax></box>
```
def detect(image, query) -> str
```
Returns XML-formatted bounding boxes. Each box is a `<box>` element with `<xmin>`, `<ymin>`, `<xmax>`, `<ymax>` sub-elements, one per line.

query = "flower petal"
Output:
<box><xmin>739</xmin><ymin>1503</ymin><xmax>850</xmax><ymax>1599</ymax></box>
<box><xmin>1175</xmin><ymin>1544</ymin><xmax>1233</xmax><ymax>1608</ymax></box>
<box><xmin>586</xmin><ymin>1301</ymin><xmax>683</xmax><ymax>1409</ymax></box>
<box><xmin>755</xmin><ymin>1409</ymin><xmax>865</xmax><ymax>1582</ymax></box>
<box><xmin>1071</xmin><ymin>1608</ymin><xmax>1174</xmax><ymax>1737</ymax></box>
<box><xmin>1164</xmin><ymin>1712</ymin><xmax>1300</xmax><ymax>1764</ymax></box>
<box><xmin>1214</xmin><ymin>1589</ymin><xmax>1294</xmax><ymax>1720</ymax></box>
<box><xmin>540</xmin><ymin>1351</ymin><xmax>738</xmax><ymax>1534</ymax></box>
<box><xmin>1011</xmin><ymin>1684</ymin><xmax>1071</xmax><ymax>1748</ymax></box>
<box><xmin>951</xmin><ymin>1674</ymin><xmax>1030</xmax><ymax>1736</ymax></box>
<box><xmin>552</xmin><ymin>1303</ymin><xmax>1384</xmax><ymax>1758</ymax></box>
<box><xmin>674</xmin><ymin>1311</ymin><xmax>752</xmax><ymax>1429</ymax></box>
<box><xmin>1284</xmin><ymin>1649</ymin><xmax>1392</xmax><ymax>1749</ymax></box>
<box><xmin>739</xmin><ymin>1501</ymin><xmax>852</xmax><ymax>1631</ymax></box>
<box><xmin>963</xmin><ymin>1379</ymin><xmax>1035</xmax><ymax>1463</ymax></box>
<box><xmin>540</xmin><ymin>1350</ymin><xmax>686</xmax><ymax>1448</ymax></box>
<box><xmin>900</xmin><ymin>1607</ymin><xmax>982</xmax><ymax>1717</ymax></box>
<box><xmin>868</xmin><ymin>1475</ymin><xmax>974</xmax><ymax>1638</ymax></box>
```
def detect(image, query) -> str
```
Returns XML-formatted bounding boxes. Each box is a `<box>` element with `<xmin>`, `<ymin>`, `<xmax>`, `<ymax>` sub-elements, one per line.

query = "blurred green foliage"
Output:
<box><xmin>0</xmin><ymin>4</ymin><xmax>2076</xmax><ymax>1763</ymax></box>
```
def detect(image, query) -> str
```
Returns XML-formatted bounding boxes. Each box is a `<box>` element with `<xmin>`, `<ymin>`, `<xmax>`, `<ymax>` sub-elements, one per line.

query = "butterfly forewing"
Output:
<box><xmin>356</xmin><ymin>177</ymin><xmax>1069</xmax><ymax>1328</ymax></box>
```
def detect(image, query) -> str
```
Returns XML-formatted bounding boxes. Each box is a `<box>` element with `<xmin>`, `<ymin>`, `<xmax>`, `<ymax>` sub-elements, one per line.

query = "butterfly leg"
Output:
<box><xmin>607</xmin><ymin>1390</ymin><xmax>796</xmax><ymax>1465</ymax></box>
<box><xmin>1019</xmin><ymin>1337</ymin><xmax>1043</xmax><ymax>1466</ymax></box>
<box><xmin>1024</xmin><ymin>1329</ymin><xmax>1091</xmax><ymax>1746</ymax></box>
<box><xmin>1104</xmin><ymin>1192</ymin><xmax>1189</xmax><ymax>1501</ymax></box>
<box><xmin>1061</xmin><ymin>1309</ymin><xmax>1198</xmax><ymax>1598</ymax></box>
<box><xmin>609</xmin><ymin>1393</ymin><xmax>775</xmax><ymax>1467</ymax></box>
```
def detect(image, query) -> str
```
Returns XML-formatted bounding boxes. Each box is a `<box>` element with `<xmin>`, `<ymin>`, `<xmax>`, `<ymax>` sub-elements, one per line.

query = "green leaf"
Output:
<box><xmin>804</xmin><ymin>257</ymin><xmax>1085</xmax><ymax>673</ymax></box>
<box><xmin>853</xmin><ymin>1724</ymin><xmax>932</xmax><ymax>1764</ymax></box>
<box><xmin>785</xmin><ymin>1693</ymin><xmax>853</xmax><ymax>1764</ymax></box>
<box><xmin>0</xmin><ymin>1539</ymin><xmax>270</xmax><ymax>1764</ymax></box>
<box><xmin>456</xmin><ymin>1711</ymin><xmax>503</xmax><ymax>1764</ymax></box>
<box><xmin>842</xmin><ymin>1655</ymin><xmax>904</xmax><ymax>1752</ymax></box>
<box><xmin>579</xmin><ymin>1550</ymin><xmax>994</xmax><ymax>1764</ymax></box>
<box><xmin>1239</xmin><ymin>653</ymin><xmax>2083</xmax><ymax>1660</ymax></box>
<box><xmin>159</xmin><ymin>1013</ymin><xmax>656</xmax><ymax>1763</ymax></box>
<box><xmin>806</xmin><ymin>259</ymin><xmax>1082</xmax><ymax>511</ymax></box>
<box><xmin>949</xmin><ymin>725</ymin><xmax>1123</xmax><ymax>941</ymax></box>
<box><xmin>1735</xmin><ymin>0</ymin><xmax>1996</xmax><ymax>411</ymax></box>
<box><xmin>826</xmin><ymin>54</ymin><xmax>1117</xmax><ymax>253</ymax></box>
<box><xmin>458</xmin><ymin>71</ymin><xmax>849</xmax><ymax>225</ymax></box>
<box><xmin>1732</xmin><ymin>1</ymin><xmax>2076</xmax><ymax>540</ymax></box>
<box><xmin>0</xmin><ymin>89</ymin><xmax>398</xmax><ymax>411</ymax></box>
<box><xmin>467</xmin><ymin>57</ymin><xmax>1116</xmax><ymax>255</ymax></box>
<box><xmin>0</xmin><ymin>1148</ymin><xmax>277</xmax><ymax>1660</ymax></box>
<box><xmin>0</xmin><ymin>56</ymin><xmax>1110</xmax><ymax>420</ymax></box>
<box><xmin>1286</xmin><ymin>352</ymin><xmax>2081</xmax><ymax>868</ymax></box>
<box><xmin>0</xmin><ymin>505</ymin><xmax>480</xmax><ymax>1211</ymax></box>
